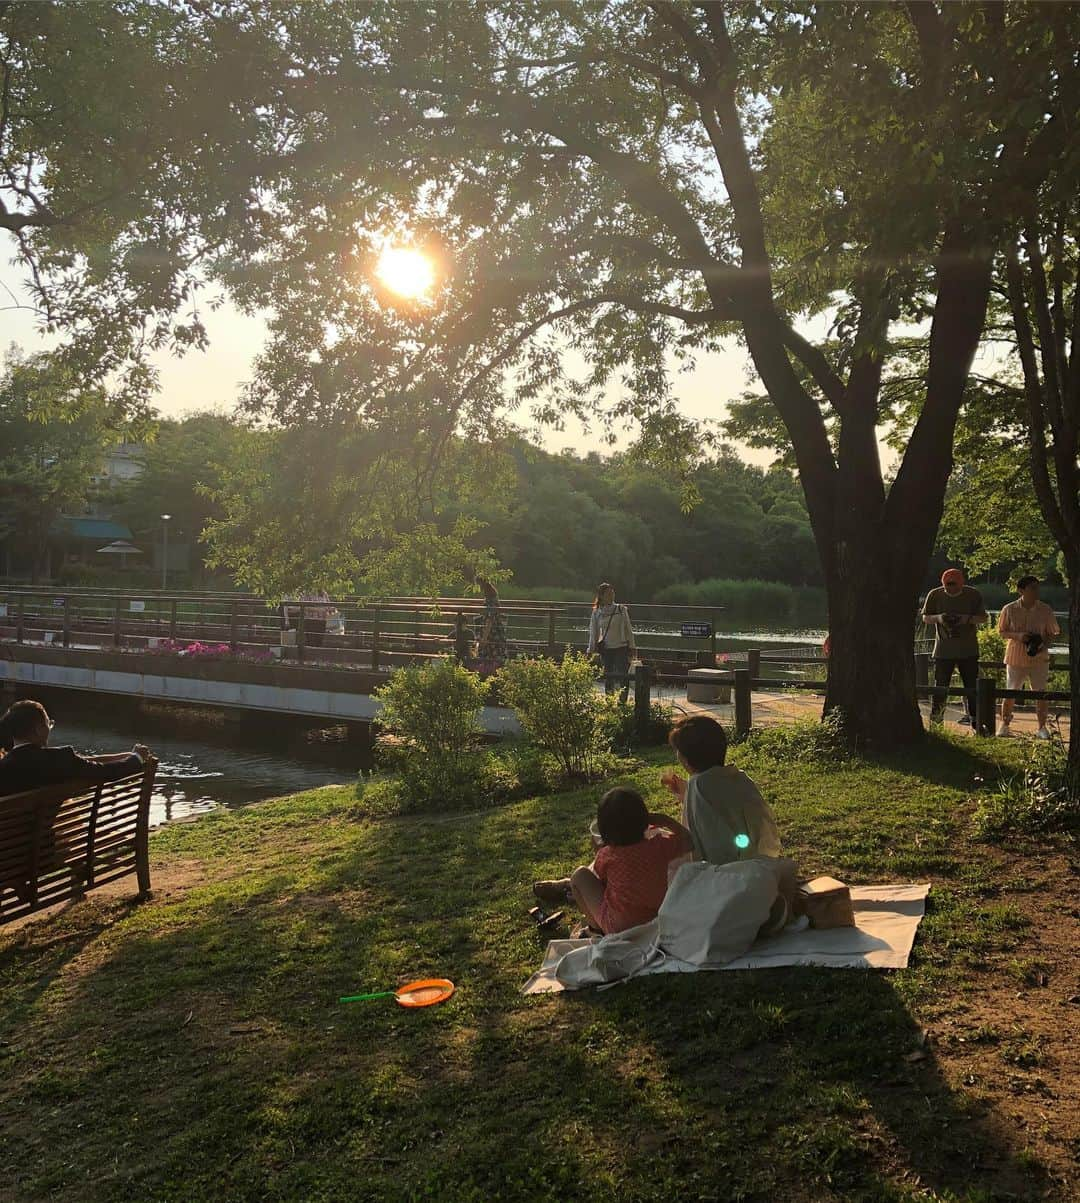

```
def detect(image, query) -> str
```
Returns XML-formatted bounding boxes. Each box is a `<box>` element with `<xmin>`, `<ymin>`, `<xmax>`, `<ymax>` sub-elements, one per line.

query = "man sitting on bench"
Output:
<box><xmin>0</xmin><ymin>700</ymin><xmax>149</xmax><ymax>796</ymax></box>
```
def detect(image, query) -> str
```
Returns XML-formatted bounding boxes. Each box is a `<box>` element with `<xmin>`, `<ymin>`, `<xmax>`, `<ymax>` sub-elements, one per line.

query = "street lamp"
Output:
<box><xmin>160</xmin><ymin>514</ymin><xmax>171</xmax><ymax>590</ymax></box>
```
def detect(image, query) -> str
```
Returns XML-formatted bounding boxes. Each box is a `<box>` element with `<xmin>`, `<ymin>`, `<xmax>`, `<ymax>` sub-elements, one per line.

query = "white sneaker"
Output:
<box><xmin>1035</xmin><ymin>727</ymin><xmax>1051</xmax><ymax>740</ymax></box>
<box><xmin>995</xmin><ymin>721</ymin><xmax>1012</xmax><ymax>737</ymax></box>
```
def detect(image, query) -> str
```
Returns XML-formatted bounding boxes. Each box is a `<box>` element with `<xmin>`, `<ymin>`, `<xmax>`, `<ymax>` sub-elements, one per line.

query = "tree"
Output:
<box><xmin>199</xmin><ymin>422</ymin><xmax>508</xmax><ymax>600</ymax></box>
<box><xmin>936</xmin><ymin>380</ymin><xmax>1058</xmax><ymax>580</ymax></box>
<box><xmin>5</xmin><ymin>2</ymin><xmax>1077</xmax><ymax>744</ymax></box>
<box><xmin>1001</xmin><ymin>188</ymin><xmax>1080</xmax><ymax>789</ymax></box>
<box><xmin>0</xmin><ymin>350</ymin><xmax>121</xmax><ymax>581</ymax></box>
<box><xmin>113</xmin><ymin>412</ymin><xmax>258</xmax><ymax>581</ymax></box>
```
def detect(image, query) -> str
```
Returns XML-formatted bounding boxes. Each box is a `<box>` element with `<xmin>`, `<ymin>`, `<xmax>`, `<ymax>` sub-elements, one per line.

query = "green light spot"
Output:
<box><xmin>734</xmin><ymin>833</ymin><xmax>751</xmax><ymax>850</ymax></box>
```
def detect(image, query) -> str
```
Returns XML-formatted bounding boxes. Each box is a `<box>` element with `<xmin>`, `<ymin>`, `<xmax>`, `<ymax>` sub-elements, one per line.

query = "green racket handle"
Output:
<box><xmin>339</xmin><ymin>990</ymin><xmax>396</xmax><ymax>1003</ymax></box>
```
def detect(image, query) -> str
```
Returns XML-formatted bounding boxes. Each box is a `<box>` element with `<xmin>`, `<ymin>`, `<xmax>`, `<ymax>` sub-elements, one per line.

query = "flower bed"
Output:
<box><xmin>143</xmin><ymin>639</ymin><xmax>274</xmax><ymax>663</ymax></box>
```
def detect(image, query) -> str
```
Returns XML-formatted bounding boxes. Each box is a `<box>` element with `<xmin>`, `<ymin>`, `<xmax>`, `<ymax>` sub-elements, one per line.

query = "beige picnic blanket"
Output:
<box><xmin>522</xmin><ymin>884</ymin><xmax>931</xmax><ymax>995</ymax></box>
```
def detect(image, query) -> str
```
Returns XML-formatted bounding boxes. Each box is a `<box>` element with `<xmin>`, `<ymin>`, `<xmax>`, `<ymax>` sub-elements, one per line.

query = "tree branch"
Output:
<box><xmin>774</xmin><ymin>321</ymin><xmax>848</xmax><ymax>412</ymax></box>
<box><xmin>1005</xmin><ymin>243</ymin><xmax>1073</xmax><ymax>546</ymax></box>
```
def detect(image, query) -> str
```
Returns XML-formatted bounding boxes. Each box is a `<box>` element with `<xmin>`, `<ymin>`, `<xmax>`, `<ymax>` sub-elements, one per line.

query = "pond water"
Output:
<box><xmin>44</xmin><ymin>696</ymin><xmax>361</xmax><ymax>829</ymax></box>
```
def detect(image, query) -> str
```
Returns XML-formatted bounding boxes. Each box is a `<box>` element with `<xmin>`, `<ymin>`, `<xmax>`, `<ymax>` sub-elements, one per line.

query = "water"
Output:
<box><xmin>46</xmin><ymin>700</ymin><xmax>361</xmax><ymax>829</ymax></box>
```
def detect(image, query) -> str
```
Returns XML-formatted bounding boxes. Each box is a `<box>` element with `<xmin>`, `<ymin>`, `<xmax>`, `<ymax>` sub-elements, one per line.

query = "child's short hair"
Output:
<box><xmin>669</xmin><ymin>714</ymin><xmax>728</xmax><ymax>772</ymax></box>
<box><xmin>597</xmin><ymin>787</ymin><xmax>648</xmax><ymax>846</ymax></box>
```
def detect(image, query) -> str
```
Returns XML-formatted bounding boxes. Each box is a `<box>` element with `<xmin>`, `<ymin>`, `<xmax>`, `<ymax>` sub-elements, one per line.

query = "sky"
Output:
<box><xmin>1</xmin><ymin>257</ymin><xmax>772</xmax><ymax>466</ymax></box>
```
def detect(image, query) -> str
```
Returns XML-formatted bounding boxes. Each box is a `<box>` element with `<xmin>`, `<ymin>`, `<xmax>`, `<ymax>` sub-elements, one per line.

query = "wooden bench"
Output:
<box><xmin>0</xmin><ymin>758</ymin><xmax>157</xmax><ymax>926</ymax></box>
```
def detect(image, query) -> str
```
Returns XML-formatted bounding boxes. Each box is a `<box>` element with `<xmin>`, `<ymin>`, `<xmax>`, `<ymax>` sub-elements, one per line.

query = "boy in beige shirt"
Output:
<box><xmin>997</xmin><ymin>575</ymin><xmax>1060</xmax><ymax>739</ymax></box>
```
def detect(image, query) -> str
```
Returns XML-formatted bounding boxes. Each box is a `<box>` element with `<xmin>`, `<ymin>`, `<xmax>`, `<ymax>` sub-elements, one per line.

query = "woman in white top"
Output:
<box><xmin>587</xmin><ymin>582</ymin><xmax>636</xmax><ymax>703</ymax></box>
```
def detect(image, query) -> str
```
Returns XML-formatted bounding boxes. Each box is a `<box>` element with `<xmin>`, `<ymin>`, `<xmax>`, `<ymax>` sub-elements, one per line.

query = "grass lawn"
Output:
<box><xmin>1</xmin><ymin>732</ymin><xmax>1077</xmax><ymax>1202</ymax></box>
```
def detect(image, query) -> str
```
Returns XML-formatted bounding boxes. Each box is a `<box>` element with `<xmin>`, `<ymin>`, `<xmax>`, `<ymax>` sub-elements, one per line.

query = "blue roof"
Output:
<box><xmin>51</xmin><ymin>516</ymin><xmax>134</xmax><ymax>541</ymax></box>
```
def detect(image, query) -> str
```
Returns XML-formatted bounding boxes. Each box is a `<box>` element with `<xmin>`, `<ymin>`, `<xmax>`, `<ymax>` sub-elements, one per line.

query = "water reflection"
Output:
<box><xmin>50</xmin><ymin>707</ymin><xmax>360</xmax><ymax>829</ymax></box>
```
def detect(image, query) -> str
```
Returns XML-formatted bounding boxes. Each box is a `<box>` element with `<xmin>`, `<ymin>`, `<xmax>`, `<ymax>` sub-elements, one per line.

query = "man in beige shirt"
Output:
<box><xmin>997</xmin><ymin>575</ymin><xmax>1060</xmax><ymax>739</ymax></box>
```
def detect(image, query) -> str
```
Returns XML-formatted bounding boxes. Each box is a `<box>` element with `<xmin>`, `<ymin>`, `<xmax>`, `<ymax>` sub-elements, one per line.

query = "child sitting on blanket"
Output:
<box><xmin>662</xmin><ymin>715</ymin><xmax>793</xmax><ymax>936</ymax></box>
<box><xmin>661</xmin><ymin>715</ymin><xmax>782</xmax><ymax>866</ymax></box>
<box><xmin>533</xmin><ymin>787</ymin><xmax>692</xmax><ymax>935</ymax></box>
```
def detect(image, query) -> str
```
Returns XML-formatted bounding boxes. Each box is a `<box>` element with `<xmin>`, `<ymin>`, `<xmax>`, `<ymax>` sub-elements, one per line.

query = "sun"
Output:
<box><xmin>375</xmin><ymin>245</ymin><xmax>436</xmax><ymax>300</ymax></box>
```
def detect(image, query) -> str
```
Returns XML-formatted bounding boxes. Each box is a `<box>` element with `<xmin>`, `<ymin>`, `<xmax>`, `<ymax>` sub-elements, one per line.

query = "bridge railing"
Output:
<box><xmin>0</xmin><ymin>588</ymin><xmax>728</xmax><ymax>670</ymax></box>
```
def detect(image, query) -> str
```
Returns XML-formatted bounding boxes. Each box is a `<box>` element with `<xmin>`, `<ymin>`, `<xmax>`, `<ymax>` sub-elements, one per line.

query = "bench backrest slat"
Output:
<box><xmin>0</xmin><ymin>759</ymin><xmax>157</xmax><ymax>925</ymax></box>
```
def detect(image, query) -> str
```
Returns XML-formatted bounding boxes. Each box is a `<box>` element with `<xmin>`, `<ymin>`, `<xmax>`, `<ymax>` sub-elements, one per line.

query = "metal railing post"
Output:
<box><xmin>229</xmin><ymin>601</ymin><xmax>238</xmax><ymax>652</ymax></box>
<box><xmin>169</xmin><ymin>598</ymin><xmax>178</xmax><ymax>640</ymax></box>
<box><xmin>297</xmin><ymin>604</ymin><xmax>306</xmax><ymax>663</ymax></box>
<box><xmin>747</xmin><ymin>648</ymin><xmax>761</xmax><ymax>680</ymax></box>
<box><xmin>547</xmin><ymin>609</ymin><xmax>557</xmax><ymax>658</ymax></box>
<box><xmin>113</xmin><ymin>598</ymin><xmax>122</xmax><ymax>648</ymax></box>
<box><xmin>915</xmin><ymin>652</ymin><xmax>930</xmax><ymax>688</ymax></box>
<box><xmin>62</xmin><ymin>598</ymin><xmax>71</xmax><ymax>648</ymax></box>
<box><xmin>16</xmin><ymin>597</ymin><xmax>24</xmax><ymax>643</ymax></box>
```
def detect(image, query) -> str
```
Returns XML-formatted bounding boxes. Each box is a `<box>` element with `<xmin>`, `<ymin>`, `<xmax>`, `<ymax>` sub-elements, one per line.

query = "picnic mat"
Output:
<box><xmin>522</xmin><ymin>884</ymin><xmax>931</xmax><ymax>995</ymax></box>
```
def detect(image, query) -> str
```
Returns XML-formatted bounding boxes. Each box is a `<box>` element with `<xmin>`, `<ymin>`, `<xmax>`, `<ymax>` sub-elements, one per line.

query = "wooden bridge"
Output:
<box><xmin>0</xmin><ymin>587</ymin><xmax>732</xmax><ymax>671</ymax></box>
<box><xmin>0</xmin><ymin>587</ymin><xmax>745</xmax><ymax>734</ymax></box>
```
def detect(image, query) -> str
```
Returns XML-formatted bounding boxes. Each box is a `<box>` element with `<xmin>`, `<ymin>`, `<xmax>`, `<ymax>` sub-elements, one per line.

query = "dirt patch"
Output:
<box><xmin>0</xmin><ymin>857</ymin><xmax>208</xmax><ymax>939</ymax></box>
<box><xmin>920</xmin><ymin>844</ymin><xmax>1080</xmax><ymax>1193</ymax></box>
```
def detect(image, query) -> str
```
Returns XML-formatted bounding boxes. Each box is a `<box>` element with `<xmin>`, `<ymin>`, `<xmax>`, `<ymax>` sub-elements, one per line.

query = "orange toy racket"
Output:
<box><xmin>339</xmin><ymin>977</ymin><xmax>455</xmax><ymax>1008</ymax></box>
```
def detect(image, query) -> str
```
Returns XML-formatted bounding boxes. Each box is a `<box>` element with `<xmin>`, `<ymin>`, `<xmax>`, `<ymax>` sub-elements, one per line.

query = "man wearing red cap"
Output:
<box><xmin>921</xmin><ymin>569</ymin><xmax>987</xmax><ymax>726</ymax></box>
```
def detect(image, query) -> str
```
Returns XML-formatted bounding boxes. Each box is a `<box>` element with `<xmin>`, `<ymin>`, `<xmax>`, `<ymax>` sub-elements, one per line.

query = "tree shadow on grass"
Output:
<box><xmin>869</xmin><ymin>728</ymin><xmax>1020</xmax><ymax>793</ymax></box>
<box><xmin>0</xmin><ymin>791</ymin><xmax>1054</xmax><ymax>1203</ymax></box>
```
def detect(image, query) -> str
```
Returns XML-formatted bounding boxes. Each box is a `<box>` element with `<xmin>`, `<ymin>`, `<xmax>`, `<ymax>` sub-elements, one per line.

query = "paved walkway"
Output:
<box><xmin>655</xmin><ymin>682</ymin><xmax>1071</xmax><ymax>742</ymax></box>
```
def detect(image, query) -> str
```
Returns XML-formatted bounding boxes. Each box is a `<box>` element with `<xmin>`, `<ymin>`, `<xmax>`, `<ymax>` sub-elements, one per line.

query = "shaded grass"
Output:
<box><xmin>0</xmin><ymin>732</ymin><xmax>1066</xmax><ymax>1202</ymax></box>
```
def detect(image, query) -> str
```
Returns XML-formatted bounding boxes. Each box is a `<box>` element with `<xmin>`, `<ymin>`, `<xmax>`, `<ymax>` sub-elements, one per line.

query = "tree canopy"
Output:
<box><xmin>5</xmin><ymin>1</ymin><xmax>1080</xmax><ymax>742</ymax></box>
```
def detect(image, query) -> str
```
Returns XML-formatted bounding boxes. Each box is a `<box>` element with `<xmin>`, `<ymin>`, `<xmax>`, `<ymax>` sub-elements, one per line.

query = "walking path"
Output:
<box><xmin>658</xmin><ymin>682</ymin><xmax>1071</xmax><ymax>741</ymax></box>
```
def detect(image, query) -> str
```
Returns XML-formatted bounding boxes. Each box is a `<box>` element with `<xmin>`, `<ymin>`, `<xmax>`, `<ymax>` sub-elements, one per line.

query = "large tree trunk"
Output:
<box><xmin>824</xmin><ymin>566</ymin><xmax>924</xmax><ymax>748</ymax></box>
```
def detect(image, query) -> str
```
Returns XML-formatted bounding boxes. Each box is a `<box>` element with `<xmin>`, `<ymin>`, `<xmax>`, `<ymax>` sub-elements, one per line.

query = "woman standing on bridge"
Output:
<box><xmin>475</xmin><ymin>578</ymin><xmax>508</xmax><ymax>676</ymax></box>
<box><xmin>588</xmin><ymin>582</ymin><xmax>636</xmax><ymax>703</ymax></box>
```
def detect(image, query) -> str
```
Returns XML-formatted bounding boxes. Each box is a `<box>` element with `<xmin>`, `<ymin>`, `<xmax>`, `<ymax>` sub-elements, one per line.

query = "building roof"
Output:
<box><xmin>51</xmin><ymin>516</ymin><xmax>134</xmax><ymax>541</ymax></box>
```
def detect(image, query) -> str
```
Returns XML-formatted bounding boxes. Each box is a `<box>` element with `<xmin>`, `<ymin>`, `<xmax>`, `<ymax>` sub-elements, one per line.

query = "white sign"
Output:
<box><xmin>129</xmin><ymin>600</ymin><xmax>146</xmax><ymax>612</ymax></box>
<box><xmin>0</xmin><ymin>604</ymin><xmax>6</xmax><ymax>618</ymax></box>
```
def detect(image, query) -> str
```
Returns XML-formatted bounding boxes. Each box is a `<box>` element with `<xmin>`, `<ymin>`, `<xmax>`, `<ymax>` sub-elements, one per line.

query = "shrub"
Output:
<box><xmin>973</xmin><ymin>738</ymin><xmax>1079</xmax><ymax>838</ymax></box>
<box><xmin>352</xmin><ymin>741</ymin><xmax>552</xmax><ymax>819</ymax></box>
<box><xmin>977</xmin><ymin>626</ymin><xmax>1006</xmax><ymax>686</ymax></box>
<box><xmin>740</xmin><ymin>711</ymin><xmax>851</xmax><ymax>767</ymax></box>
<box><xmin>599</xmin><ymin>696</ymin><xmax>674</xmax><ymax>752</ymax></box>
<box><xmin>374</xmin><ymin>659</ymin><xmax>488</xmax><ymax>811</ymax></box>
<box><xmin>498</xmin><ymin>651</ymin><xmax>609</xmax><ymax>780</ymax></box>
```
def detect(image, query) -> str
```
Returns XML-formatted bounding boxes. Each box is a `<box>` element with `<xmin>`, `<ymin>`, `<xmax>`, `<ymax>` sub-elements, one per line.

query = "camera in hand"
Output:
<box><xmin>1024</xmin><ymin>632</ymin><xmax>1044</xmax><ymax>658</ymax></box>
<box><xmin>941</xmin><ymin>612</ymin><xmax>964</xmax><ymax>636</ymax></box>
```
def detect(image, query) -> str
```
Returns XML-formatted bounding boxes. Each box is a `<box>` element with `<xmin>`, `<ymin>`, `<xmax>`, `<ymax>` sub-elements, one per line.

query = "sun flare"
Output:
<box><xmin>375</xmin><ymin>245</ymin><xmax>436</xmax><ymax>300</ymax></box>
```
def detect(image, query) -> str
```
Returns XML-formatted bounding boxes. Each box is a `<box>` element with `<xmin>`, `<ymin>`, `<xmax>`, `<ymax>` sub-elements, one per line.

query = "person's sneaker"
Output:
<box><xmin>957</xmin><ymin>714</ymin><xmax>972</xmax><ymax>727</ymax></box>
<box><xmin>1036</xmin><ymin>726</ymin><xmax>1052</xmax><ymax>740</ymax></box>
<box><xmin>533</xmin><ymin>879</ymin><xmax>572</xmax><ymax>906</ymax></box>
<box><xmin>995</xmin><ymin>721</ymin><xmax>1012</xmax><ymax>737</ymax></box>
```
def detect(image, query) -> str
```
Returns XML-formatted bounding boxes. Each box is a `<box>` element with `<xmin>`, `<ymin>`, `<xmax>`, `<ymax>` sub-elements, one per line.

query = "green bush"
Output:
<box><xmin>354</xmin><ymin>743</ymin><xmax>549</xmax><ymax>818</ymax></box>
<box><xmin>740</xmin><ymin>711</ymin><xmax>851</xmax><ymax>767</ymax></box>
<box><xmin>498</xmin><ymin>651</ymin><xmax>609</xmax><ymax>780</ymax></box>
<box><xmin>973</xmin><ymin>738</ymin><xmax>1079</xmax><ymax>838</ymax></box>
<box><xmin>598</xmin><ymin>696</ymin><xmax>674</xmax><ymax>752</ymax></box>
<box><xmin>373</xmin><ymin>659</ymin><xmax>489</xmax><ymax>811</ymax></box>
<box><xmin>977</xmin><ymin>626</ymin><xmax>1006</xmax><ymax>686</ymax></box>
